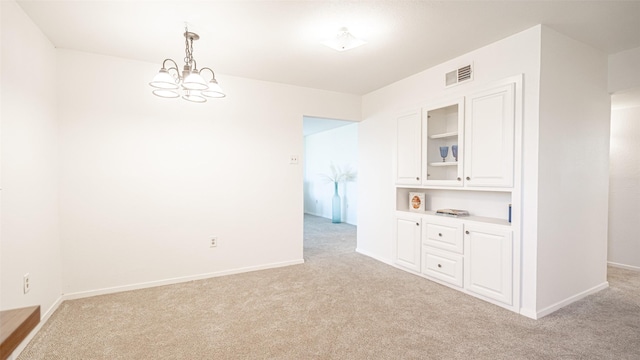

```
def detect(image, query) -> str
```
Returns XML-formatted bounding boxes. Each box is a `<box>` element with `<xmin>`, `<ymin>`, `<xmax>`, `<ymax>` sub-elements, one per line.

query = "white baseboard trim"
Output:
<box><xmin>519</xmin><ymin>308</ymin><xmax>538</xmax><ymax>320</ymax></box>
<box><xmin>608</xmin><ymin>261</ymin><xmax>640</xmax><ymax>272</ymax></box>
<box><xmin>62</xmin><ymin>259</ymin><xmax>304</xmax><ymax>301</ymax></box>
<box><xmin>10</xmin><ymin>295</ymin><xmax>64</xmax><ymax>359</ymax></box>
<box><xmin>304</xmin><ymin>211</ymin><xmax>325</xmax><ymax>218</ymax></box>
<box><xmin>535</xmin><ymin>281</ymin><xmax>609</xmax><ymax>319</ymax></box>
<box><xmin>355</xmin><ymin>248</ymin><xmax>393</xmax><ymax>266</ymax></box>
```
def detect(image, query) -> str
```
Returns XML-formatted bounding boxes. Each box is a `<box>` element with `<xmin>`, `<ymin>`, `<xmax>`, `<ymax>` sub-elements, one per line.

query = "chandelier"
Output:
<box><xmin>149</xmin><ymin>27</ymin><xmax>225</xmax><ymax>102</ymax></box>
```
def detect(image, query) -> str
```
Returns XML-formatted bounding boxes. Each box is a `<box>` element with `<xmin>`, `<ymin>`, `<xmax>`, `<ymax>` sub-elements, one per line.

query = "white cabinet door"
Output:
<box><xmin>464</xmin><ymin>83</ymin><xmax>515</xmax><ymax>188</ymax></box>
<box><xmin>396</xmin><ymin>109</ymin><xmax>422</xmax><ymax>185</ymax></box>
<box><xmin>395</xmin><ymin>215</ymin><xmax>422</xmax><ymax>272</ymax></box>
<box><xmin>464</xmin><ymin>223</ymin><xmax>513</xmax><ymax>305</ymax></box>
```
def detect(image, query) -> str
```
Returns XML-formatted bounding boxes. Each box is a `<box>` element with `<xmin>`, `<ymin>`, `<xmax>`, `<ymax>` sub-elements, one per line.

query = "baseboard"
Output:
<box><xmin>304</xmin><ymin>212</ymin><xmax>357</xmax><ymax>226</ymax></box>
<box><xmin>518</xmin><ymin>308</ymin><xmax>538</xmax><ymax>319</ymax></box>
<box><xmin>62</xmin><ymin>259</ymin><xmax>304</xmax><ymax>301</ymax></box>
<box><xmin>9</xmin><ymin>295</ymin><xmax>63</xmax><ymax>359</ymax></box>
<box><xmin>608</xmin><ymin>261</ymin><xmax>640</xmax><ymax>272</ymax></box>
<box><xmin>355</xmin><ymin>248</ymin><xmax>393</xmax><ymax>266</ymax></box>
<box><xmin>535</xmin><ymin>281</ymin><xmax>609</xmax><ymax>319</ymax></box>
<box><xmin>304</xmin><ymin>211</ymin><xmax>324</xmax><ymax>218</ymax></box>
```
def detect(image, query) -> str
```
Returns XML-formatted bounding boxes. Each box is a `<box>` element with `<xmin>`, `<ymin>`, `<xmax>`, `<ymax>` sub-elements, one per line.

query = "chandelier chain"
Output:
<box><xmin>183</xmin><ymin>27</ymin><xmax>194</xmax><ymax>67</ymax></box>
<box><xmin>189</xmin><ymin>38</ymin><xmax>194</xmax><ymax>66</ymax></box>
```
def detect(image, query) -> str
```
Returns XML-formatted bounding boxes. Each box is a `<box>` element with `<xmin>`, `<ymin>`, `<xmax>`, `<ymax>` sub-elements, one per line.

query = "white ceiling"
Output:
<box><xmin>16</xmin><ymin>1</ymin><xmax>640</xmax><ymax>95</ymax></box>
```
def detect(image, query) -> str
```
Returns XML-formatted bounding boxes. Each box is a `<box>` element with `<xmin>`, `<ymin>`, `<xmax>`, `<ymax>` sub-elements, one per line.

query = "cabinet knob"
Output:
<box><xmin>416</xmin><ymin>177</ymin><xmax>420</xmax><ymax>180</ymax></box>
<box><xmin>465</xmin><ymin>230</ymin><xmax>470</xmax><ymax>235</ymax></box>
<box><xmin>416</xmin><ymin>222</ymin><xmax>420</xmax><ymax>226</ymax></box>
<box><xmin>437</xmin><ymin>264</ymin><xmax>442</xmax><ymax>268</ymax></box>
<box><xmin>438</xmin><ymin>233</ymin><xmax>442</xmax><ymax>237</ymax></box>
<box><xmin>457</xmin><ymin>177</ymin><xmax>461</xmax><ymax>181</ymax></box>
<box><xmin>466</xmin><ymin>176</ymin><xmax>471</xmax><ymax>181</ymax></box>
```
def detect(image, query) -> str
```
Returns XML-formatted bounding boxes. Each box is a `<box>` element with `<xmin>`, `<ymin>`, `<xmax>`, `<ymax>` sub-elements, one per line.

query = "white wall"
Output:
<box><xmin>536</xmin><ymin>27</ymin><xmax>610</xmax><ymax>313</ymax></box>
<box><xmin>0</xmin><ymin>0</ymin><xmax>62</xmax><ymax>316</ymax></box>
<box><xmin>609</xmin><ymin>106</ymin><xmax>640</xmax><ymax>270</ymax></box>
<box><xmin>358</xmin><ymin>26</ymin><xmax>542</xmax><ymax>314</ymax></box>
<box><xmin>56</xmin><ymin>49</ymin><xmax>361</xmax><ymax>296</ymax></box>
<box><xmin>609</xmin><ymin>46</ymin><xmax>640</xmax><ymax>93</ymax></box>
<box><xmin>304</xmin><ymin>123</ymin><xmax>358</xmax><ymax>225</ymax></box>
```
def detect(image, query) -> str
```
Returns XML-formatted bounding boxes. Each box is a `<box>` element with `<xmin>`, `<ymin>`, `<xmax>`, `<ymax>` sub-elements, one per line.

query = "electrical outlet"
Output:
<box><xmin>210</xmin><ymin>237</ymin><xmax>218</xmax><ymax>248</ymax></box>
<box><xmin>23</xmin><ymin>273</ymin><xmax>30</xmax><ymax>294</ymax></box>
<box><xmin>289</xmin><ymin>155</ymin><xmax>299</xmax><ymax>164</ymax></box>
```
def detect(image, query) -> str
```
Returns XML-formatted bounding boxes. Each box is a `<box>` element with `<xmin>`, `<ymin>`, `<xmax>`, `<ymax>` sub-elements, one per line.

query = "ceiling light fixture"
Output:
<box><xmin>149</xmin><ymin>26</ymin><xmax>225</xmax><ymax>102</ymax></box>
<box><xmin>321</xmin><ymin>27</ymin><xmax>366</xmax><ymax>52</ymax></box>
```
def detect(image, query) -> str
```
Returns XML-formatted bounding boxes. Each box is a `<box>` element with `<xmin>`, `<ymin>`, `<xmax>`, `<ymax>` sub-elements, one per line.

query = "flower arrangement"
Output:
<box><xmin>320</xmin><ymin>163</ymin><xmax>357</xmax><ymax>184</ymax></box>
<box><xmin>320</xmin><ymin>163</ymin><xmax>357</xmax><ymax>224</ymax></box>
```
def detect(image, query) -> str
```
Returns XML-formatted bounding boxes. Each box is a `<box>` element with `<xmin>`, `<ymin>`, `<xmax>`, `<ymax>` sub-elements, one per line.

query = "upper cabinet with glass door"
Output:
<box><xmin>395</xmin><ymin>77</ymin><xmax>517</xmax><ymax>189</ymax></box>
<box><xmin>423</xmin><ymin>98</ymin><xmax>464</xmax><ymax>186</ymax></box>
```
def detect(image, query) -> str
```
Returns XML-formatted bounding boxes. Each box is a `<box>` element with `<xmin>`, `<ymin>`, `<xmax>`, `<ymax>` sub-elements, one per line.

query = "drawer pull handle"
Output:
<box><xmin>465</xmin><ymin>231</ymin><xmax>470</xmax><ymax>235</ymax></box>
<box><xmin>438</xmin><ymin>233</ymin><xmax>442</xmax><ymax>237</ymax></box>
<box><xmin>437</xmin><ymin>264</ymin><xmax>442</xmax><ymax>268</ymax></box>
<box><xmin>416</xmin><ymin>222</ymin><xmax>420</xmax><ymax>226</ymax></box>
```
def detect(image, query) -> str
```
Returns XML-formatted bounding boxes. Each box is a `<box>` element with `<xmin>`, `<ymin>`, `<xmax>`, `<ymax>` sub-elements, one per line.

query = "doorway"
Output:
<box><xmin>302</xmin><ymin>116</ymin><xmax>358</xmax><ymax>225</ymax></box>
<box><xmin>302</xmin><ymin>116</ymin><xmax>358</xmax><ymax>259</ymax></box>
<box><xmin>608</xmin><ymin>87</ymin><xmax>640</xmax><ymax>271</ymax></box>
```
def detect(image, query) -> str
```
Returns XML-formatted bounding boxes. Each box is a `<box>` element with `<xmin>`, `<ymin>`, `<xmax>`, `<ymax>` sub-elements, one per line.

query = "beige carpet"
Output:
<box><xmin>18</xmin><ymin>215</ymin><xmax>640</xmax><ymax>359</ymax></box>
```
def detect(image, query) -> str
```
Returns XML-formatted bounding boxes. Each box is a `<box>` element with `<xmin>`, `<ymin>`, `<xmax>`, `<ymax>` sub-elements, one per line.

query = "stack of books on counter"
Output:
<box><xmin>436</xmin><ymin>209</ymin><xmax>469</xmax><ymax>217</ymax></box>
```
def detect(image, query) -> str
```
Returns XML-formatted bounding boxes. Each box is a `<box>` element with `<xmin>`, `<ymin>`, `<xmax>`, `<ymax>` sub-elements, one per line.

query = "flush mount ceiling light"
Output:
<box><xmin>149</xmin><ymin>26</ymin><xmax>225</xmax><ymax>102</ymax></box>
<box><xmin>321</xmin><ymin>27</ymin><xmax>366</xmax><ymax>52</ymax></box>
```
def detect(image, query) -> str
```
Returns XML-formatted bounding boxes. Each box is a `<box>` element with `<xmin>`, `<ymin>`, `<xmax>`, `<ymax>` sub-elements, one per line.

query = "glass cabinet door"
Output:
<box><xmin>423</xmin><ymin>98</ymin><xmax>464</xmax><ymax>186</ymax></box>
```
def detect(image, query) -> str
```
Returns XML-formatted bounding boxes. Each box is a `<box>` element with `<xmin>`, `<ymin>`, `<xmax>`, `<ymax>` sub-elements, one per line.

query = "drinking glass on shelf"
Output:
<box><xmin>452</xmin><ymin>145</ymin><xmax>458</xmax><ymax>162</ymax></box>
<box><xmin>439</xmin><ymin>146</ymin><xmax>449</xmax><ymax>162</ymax></box>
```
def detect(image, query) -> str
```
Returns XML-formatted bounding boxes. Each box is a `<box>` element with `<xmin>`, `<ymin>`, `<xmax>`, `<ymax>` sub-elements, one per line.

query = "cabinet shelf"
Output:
<box><xmin>429</xmin><ymin>161</ymin><xmax>458</xmax><ymax>167</ymax></box>
<box><xmin>396</xmin><ymin>184</ymin><xmax>513</xmax><ymax>192</ymax></box>
<box><xmin>396</xmin><ymin>210</ymin><xmax>511</xmax><ymax>227</ymax></box>
<box><xmin>429</xmin><ymin>131</ymin><xmax>458</xmax><ymax>140</ymax></box>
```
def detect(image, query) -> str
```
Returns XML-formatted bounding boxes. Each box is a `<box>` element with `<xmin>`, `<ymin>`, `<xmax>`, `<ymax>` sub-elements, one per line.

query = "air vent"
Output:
<box><xmin>445</xmin><ymin>64</ymin><xmax>473</xmax><ymax>87</ymax></box>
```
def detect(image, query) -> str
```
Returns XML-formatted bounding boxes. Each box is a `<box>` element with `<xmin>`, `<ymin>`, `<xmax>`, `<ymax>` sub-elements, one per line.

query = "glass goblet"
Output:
<box><xmin>439</xmin><ymin>146</ymin><xmax>449</xmax><ymax>162</ymax></box>
<box><xmin>452</xmin><ymin>145</ymin><xmax>458</xmax><ymax>162</ymax></box>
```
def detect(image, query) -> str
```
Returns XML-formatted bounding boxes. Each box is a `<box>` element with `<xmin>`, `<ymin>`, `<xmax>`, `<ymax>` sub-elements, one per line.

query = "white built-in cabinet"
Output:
<box><xmin>393</xmin><ymin>75</ymin><xmax>521</xmax><ymax>313</ymax></box>
<box><xmin>394</xmin><ymin>212</ymin><xmax>513</xmax><ymax>305</ymax></box>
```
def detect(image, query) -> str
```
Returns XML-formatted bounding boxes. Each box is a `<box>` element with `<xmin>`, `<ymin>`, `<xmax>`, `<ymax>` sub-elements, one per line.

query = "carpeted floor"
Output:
<box><xmin>18</xmin><ymin>214</ymin><xmax>640</xmax><ymax>359</ymax></box>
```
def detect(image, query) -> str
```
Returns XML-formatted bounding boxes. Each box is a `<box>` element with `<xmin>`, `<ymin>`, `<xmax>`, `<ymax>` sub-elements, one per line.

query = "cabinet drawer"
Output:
<box><xmin>423</xmin><ymin>220</ymin><xmax>463</xmax><ymax>254</ymax></box>
<box><xmin>422</xmin><ymin>248</ymin><xmax>463</xmax><ymax>288</ymax></box>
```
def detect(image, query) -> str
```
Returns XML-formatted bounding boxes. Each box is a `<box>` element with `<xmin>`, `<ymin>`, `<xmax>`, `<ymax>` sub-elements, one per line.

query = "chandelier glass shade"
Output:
<box><xmin>149</xmin><ymin>28</ymin><xmax>225</xmax><ymax>102</ymax></box>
